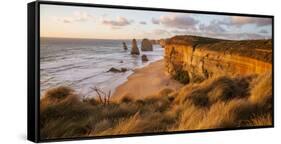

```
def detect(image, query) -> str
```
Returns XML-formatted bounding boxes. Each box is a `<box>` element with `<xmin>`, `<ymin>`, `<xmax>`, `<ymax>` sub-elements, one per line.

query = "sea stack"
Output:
<box><xmin>122</xmin><ymin>42</ymin><xmax>128</xmax><ymax>50</ymax></box>
<box><xmin>141</xmin><ymin>39</ymin><xmax>153</xmax><ymax>51</ymax></box>
<box><xmin>131</xmin><ymin>39</ymin><xmax>140</xmax><ymax>55</ymax></box>
<box><xmin>141</xmin><ymin>54</ymin><xmax>149</xmax><ymax>62</ymax></box>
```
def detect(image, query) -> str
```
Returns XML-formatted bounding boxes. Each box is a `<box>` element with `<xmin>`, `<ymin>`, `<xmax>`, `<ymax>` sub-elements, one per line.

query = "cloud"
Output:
<box><xmin>102</xmin><ymin>16</ymin><xmax>133</xmax><ymax>27</ymax></box>
<box><xmin>73</xmin><ymin>11</ymin><xmax>93</xmax><ymax>22</ymax></box>
<box><xmin>259</xmin><ymin>29</ymin><xmax>269</xmax><ymax>34</ymax></box>
<box><xmin>199</xmin><ymin>20</ymin><xmax>226</xmax><ymax>34</ymax></box>
<box><xmin>54</xmin><ymin>11</ymin><xmax>94</xmax><ymax>23</ymax></box>
<box><xmin>219</xmin><ymin>16</ymin><xmax>272</xmax><ymax>27</ymax></box>
<box><xmin>139</xmin><ymin>21</ymin><xmax>147</xmax><ymax>25</ymax></box>
<box><xmin>152</xmin><ymin>14</ymin><xmax>199</xmax><ymax>30</ymax></box>
<box><xmin>170</xmin><ymin>29</ymin><xmax>270</xmax><ymax>40</ymax></box>
<box><xmin>171</xmin><ymin>29</ymin><xmax>190</xmax><ymax>35</ymax></box>
<box><xmin>152</xmin><ymin>18</ymin><xmax>160</xmax><ymax>24</ymax></box>
<box><xmin>61</xmin><ymin>18</ymin><xmax>72</xmax><ymax>23</ymax></box>
<box><xmin>154</xmin><ymin>29</ymin><xmax>171</xmax><ymax>35</ymax></box>
<box><xmin>166</xmin><ymin>16</ymin><xmax>271</xmax><ymax>40</ymax></box>
<box><xmin>221</xmin><ymin>33</ymin><xmax>270</xmax><ymax>40</ymax></box>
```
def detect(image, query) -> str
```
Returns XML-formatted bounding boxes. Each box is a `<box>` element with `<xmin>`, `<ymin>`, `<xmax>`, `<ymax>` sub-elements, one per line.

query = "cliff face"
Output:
<box><xmin>164</xmin><ymin>35</ymin><xmax>272</xmax><ymax>83</ymax></box>
<box><xmin>150</xmin><ymin>39</ymin><xmax>166</xmax><ymax>48</ymax></box>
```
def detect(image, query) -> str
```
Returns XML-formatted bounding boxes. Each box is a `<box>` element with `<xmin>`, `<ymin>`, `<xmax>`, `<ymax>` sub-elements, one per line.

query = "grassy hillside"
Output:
<box><xmin>40</xmin><ymin>71</ymin><xmax>272</xmax><ymax>139</ymax></box>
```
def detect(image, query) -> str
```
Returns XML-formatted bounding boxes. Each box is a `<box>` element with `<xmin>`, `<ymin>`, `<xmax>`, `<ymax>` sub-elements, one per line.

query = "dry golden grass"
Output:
<box><xmin>40</xmin><ymin>71</ymin><xmax>272</xmax><ymax>139</ymax></box>
<box><xmin>246</xmin><ymin>114</ymin><xmax>272</xmax><ymax>126</ymax></box>
<box><xmin>175</xmin><ymin>101</ymin><xmax>207</xmax><ymax>130</ymax></box>
<box><xmin>40</xmin><ymin>86</ymin><xmax>78</xmax><ymax>111</ymax></box>
<box><xmin>40</xmin><ymin>86</ymin><xmax>177</xmax><ymax>139</ymax></box>
<box><xmin>196</xmin><ymin>99</ymin><xmax>256</xmax><ymax>129</ymax></box>
<box><xmin>249</xmin><ymin>72</ymin><xmax>272</xmax><ymax>107</ymax></box>
<box><xmin>172</xmin><ymin>72</ymin><xmax>272</xmax><ymax>131</ymax></box>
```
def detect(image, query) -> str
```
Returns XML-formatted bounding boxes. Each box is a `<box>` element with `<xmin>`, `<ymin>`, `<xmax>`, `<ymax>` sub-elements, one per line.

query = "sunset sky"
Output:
<box><xmin>40</xmin><ymin>4</ymin><xmax>272</xmax><ymax>40</ymax></box>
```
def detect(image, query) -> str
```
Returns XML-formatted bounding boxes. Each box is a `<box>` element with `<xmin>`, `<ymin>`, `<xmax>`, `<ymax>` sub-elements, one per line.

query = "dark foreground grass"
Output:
<box><xmin>40</xmin><ymin>72</ymin><xmax>272</xmax><ymax>139</ymax></box>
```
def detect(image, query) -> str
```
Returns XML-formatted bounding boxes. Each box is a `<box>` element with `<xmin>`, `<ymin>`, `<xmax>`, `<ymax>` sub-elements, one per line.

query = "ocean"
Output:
<box><xmin>40</xmin><ymin>38</ymin><xmax>164</xmax><ymax>98</ymax></box>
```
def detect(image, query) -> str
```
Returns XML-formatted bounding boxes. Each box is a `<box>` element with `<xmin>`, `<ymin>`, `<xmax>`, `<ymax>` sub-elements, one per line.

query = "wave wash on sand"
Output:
<box><xmin>40</xmin><ymin>35</ymin><xmax>273</xmax><ymax>139</ymax></box>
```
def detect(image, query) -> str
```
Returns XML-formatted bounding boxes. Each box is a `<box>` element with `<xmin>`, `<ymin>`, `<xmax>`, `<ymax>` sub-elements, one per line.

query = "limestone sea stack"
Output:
<box><xmin>141</xmin><ymin>39</ymin><xmax>153</xmax><ymax>51</ymax></box>
<box><xmin>122</xmin><ymin>42</ymin><xmax>128</xmax><ymax>50</ymax></box>
<box><xmin>131</xmin><ymin>39</ymin><xmax>140</xmax><ymax>55</ymax></box>
<box><xmin>141</xmin><ymin>54</ymin><xmax>149</xmax><ymax>62</ymax></box>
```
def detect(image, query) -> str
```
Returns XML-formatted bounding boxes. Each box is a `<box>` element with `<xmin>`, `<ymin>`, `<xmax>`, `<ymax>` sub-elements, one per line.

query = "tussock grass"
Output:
<box><xmin>196</xmin><ymin>99</ymin><xmax>257</xmax><ymax>129</ymax></box>
<box><xmin>175</xmin><ymin>101</ymin><xmax>207</xmax><ymax>130</ymax></box>
<box><xmin>40</xmin><ymin>71</ymin><xmax>272</xmax><ymax>139</ymax></box>
<box><xmin>172</xmin><ymin>68</ymin><xmax>190</xmax><ymax>84</ymax></box>
<box><xmin>40</xmin><ymin>86</ymin><xmax>78</xmax><ymax>110</ymax></box>
<box><xmin>249</xmin><ymin>72</ymin><xmax>272</xmax><ymax>107</ymax></box>
<box><xmin>246</xmin><ymin>114</ymin><xmax>272</xmax><ymax>126</ymax></box>
<box><xmin>40</xmin><ymin>86</ymin><xmax>176</xmax><ymax>139</ymax></box>
<box><xmin>173</xmin><ymin>72</ymin><xmax>272</xmax><ymax>130</ymax></box>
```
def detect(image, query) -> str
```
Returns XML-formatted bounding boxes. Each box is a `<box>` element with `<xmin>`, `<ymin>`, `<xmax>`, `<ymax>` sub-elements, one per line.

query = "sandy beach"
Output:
<box><xmin>112</xmin><ymin>59</ymin><xmax>183</xmax><ymax>98</ymax></box>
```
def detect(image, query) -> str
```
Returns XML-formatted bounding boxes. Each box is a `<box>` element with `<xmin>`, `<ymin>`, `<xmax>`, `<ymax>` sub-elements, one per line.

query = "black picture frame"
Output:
<box><xmin>28</xmin><ymin>0</ymin><xmax>274</xmax><ymax>142</ymax></box>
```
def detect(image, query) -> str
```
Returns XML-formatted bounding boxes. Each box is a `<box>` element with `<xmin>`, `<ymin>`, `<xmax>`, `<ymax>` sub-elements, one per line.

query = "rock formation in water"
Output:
<box><xmin>141</xmin><ymin>54</ymin><xmax>149</xmax><ymax>62</ymax></box>
<box><xmin>107</xmin><ymin>67</ymin><xmax>128</xmax><ymax>73</ymax></box>
<box><xmin>131</xmin><ymin>39</ymin><xmax>140</xmax><ymax>55</ymax></box>
<box><xmin>141</xmin><ymin>39</ymin><xmax>153</xmax><ymax>51</ymax></box>
<box><xmin>164</xmin><ymin>35</ymin><xmax>272</xmax><ymax>83</ymax></box>
<box><xmin>122</xmin><ymin>42</ymin><xmax>128</xmax><ymax>50</ymax></box>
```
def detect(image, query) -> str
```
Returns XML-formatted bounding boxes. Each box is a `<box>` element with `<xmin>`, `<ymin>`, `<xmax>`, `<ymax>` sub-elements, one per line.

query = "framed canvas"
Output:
<box><xmin>28</xmin><ymin>0</ymin><xmax>274</xmax><ymax>142</ymax></box>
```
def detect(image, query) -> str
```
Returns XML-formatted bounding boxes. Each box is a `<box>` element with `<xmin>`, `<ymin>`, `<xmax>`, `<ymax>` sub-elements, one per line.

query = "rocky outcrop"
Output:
<box><xmin>122</xmin><ymin>42</ymin><xmax>128</xmax><ymax>50</ymax></box>
<box><xmin>107</xmin><ymin>67</ymin><xmax>128</xmax><ymax>73</ymax></box>
<box><xmin>141</xmin><ymin>54</ymin><xmax>149</xmax><ymax>62</ymax></box>
<box><xmin>146</xmin><ymin>39</ymin><xmax>166</xmax><ymax>48</ymax></box>
<box><xmin>141</xmin><ymin>39</ymin><xmax>153</xmax><ymax>51</ymax></box>
<box><xmin>131</xmin><ymin>39</ymin><xmax>140</xmax><ymax>55</ymax></box>
<box><xmin>165</xmin><ymin>35</ymin><xmax>272</xmax><ymax>83</ymax></box>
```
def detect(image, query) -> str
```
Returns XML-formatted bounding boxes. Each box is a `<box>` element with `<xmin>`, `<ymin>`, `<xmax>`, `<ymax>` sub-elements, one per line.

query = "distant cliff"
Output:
<box><xmin>150</xmin><ymin>39</ymin><xmax>166</xmax><ymax>48</ymax></box>
<box><xmin>164</xmin><ymin>35</ymin><xmax>272</xmax><ymax>83</ymax></box>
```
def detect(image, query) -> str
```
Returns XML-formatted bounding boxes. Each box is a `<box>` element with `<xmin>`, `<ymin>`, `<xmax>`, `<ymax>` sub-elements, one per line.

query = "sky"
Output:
<box><xmin>40</xmin><ymin>4</ymin><xmax>272</xmax><ymax>40</ymax></box>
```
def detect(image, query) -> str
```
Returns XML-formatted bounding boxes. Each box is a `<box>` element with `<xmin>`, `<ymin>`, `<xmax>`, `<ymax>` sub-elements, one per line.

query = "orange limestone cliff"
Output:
<box><xmin>164</xmin><ymin>35</ymin><xmax>272</xmax><ymax>83</ymax></box>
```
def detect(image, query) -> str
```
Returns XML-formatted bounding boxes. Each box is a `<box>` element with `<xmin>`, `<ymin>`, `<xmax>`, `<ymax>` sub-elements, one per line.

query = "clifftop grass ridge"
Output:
<box><xmin>166</xmin><ymin>35</ymin><xmax>272</xmax><ymax>62</ymax></box>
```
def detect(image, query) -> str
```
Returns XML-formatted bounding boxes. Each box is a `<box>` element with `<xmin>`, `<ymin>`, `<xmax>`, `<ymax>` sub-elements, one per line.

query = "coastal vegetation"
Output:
<box><xmin>40</xmin><ymin>71</ymin><xmax>272</xmax><ymax>139</ymax></box>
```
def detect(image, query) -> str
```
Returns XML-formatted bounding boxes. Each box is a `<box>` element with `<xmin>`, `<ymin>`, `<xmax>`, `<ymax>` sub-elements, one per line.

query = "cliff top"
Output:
<box><xmin>166</xmin><ymin>35</ymin><xmax>272</xmax><ymax>62</ymax></box>
<box><xmin>166</xmin><ymin>35</ymin><xmax>224</xmax><ymax>46</ymax></box>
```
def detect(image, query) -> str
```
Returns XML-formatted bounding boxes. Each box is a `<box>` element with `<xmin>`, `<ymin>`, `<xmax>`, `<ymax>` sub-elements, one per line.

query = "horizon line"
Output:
<box><xmin>40</xmin><ymin>36</ymin><xmax>272</xmax><ymax>41</ymax></box>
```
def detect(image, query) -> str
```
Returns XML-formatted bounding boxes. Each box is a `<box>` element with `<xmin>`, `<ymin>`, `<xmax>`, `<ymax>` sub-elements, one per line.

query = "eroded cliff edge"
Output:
<box><xmin>164</xmin><ymin>35</ymin><xmax>272</xmax><ymax>83</ymax></box>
